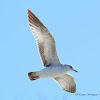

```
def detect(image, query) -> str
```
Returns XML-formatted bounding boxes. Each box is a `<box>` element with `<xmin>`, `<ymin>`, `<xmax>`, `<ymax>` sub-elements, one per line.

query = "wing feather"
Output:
<box><xmin>27</xmin><ymin>9</ymin><xmax>60</xmax><ymax>67</ymax></box>
<box><xmin>54</xmin><ymin>74</ymin><xmax>76</xmax><ymax>93</ymax></box>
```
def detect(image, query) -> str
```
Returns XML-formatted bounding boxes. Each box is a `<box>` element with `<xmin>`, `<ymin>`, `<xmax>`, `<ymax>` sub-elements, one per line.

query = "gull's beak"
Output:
<box><xmin>74</xmin><ymin>69</ymin><xmax>78</xmax><ymax>73</ymax></box>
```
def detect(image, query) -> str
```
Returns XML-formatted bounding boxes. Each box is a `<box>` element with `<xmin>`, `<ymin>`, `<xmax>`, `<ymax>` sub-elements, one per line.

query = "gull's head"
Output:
<box><xmin>64</xmin><ymin>64</ymin><xmax>78</xmax><ymax>73</ymax></box>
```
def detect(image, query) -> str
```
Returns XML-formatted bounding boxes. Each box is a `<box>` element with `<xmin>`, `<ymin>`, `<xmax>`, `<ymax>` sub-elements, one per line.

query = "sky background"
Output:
<box><xmin>0</xmin><ymin>0</ymin><xmax>100</xmax><ymax>100</ymax></box>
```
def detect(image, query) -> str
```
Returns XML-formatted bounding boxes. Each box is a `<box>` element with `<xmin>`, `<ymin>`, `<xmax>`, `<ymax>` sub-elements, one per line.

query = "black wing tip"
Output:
<box><xmin>64</xmin><ymin>89</ymin><xmax>76</xmax><ymax>93</ymax></box>
<box><xmin>27</xmin><ymin>8</ymin><xmax>31</xmax><ymax>13</ymax></box>
<box><xmin>27</xmin><ymin>8</ymin><xmax>32</xmax><ymax>23</ymax></box>
<box><xmin>27</xmin><ymin>8</ymin><xmax>32</xmax><ymax>17</ymax></box>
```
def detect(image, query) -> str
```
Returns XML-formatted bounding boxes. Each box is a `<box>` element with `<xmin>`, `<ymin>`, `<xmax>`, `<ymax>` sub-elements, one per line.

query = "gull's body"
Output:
<box><xmin>27</xmin><ymin>9</ymin><xmax>77</xmax><ymax>93</ymax></box>
<box><xmin>37</xmin><ymin>64</ymin><xmax>70</xmax><ymax>78</ymax></box>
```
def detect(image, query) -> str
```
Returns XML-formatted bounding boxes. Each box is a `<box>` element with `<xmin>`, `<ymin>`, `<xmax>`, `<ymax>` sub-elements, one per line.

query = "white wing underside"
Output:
<box><xmin>27</xmin><ymin>9</ymin><xmax>60</xmax><ymax>67</ymax></box>
<box><xmin>54</xmin><ymin>73</ymin><xmax>76</xmax><ymax>93</ymax></box>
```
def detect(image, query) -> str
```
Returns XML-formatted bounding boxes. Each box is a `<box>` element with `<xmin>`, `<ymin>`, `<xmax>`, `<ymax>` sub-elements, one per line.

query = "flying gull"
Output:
<box><xmin>27</xmin><ymin>9</ymin><xmax>77</xmax><ymax>93</ymax></box>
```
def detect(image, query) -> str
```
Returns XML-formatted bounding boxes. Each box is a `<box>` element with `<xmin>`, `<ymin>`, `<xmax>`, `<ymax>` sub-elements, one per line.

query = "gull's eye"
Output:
<box><xmin>70</xmin><ymin>66</ymin><xmax>72</xmax><ymax>68</ymax></box>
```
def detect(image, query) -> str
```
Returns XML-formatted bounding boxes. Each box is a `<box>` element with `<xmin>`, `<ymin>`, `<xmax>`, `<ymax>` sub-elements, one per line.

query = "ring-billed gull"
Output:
<box><xmin>27</xmin><ymin>9</ymin><xmax>77</xmax><ymax>93</ymax></box>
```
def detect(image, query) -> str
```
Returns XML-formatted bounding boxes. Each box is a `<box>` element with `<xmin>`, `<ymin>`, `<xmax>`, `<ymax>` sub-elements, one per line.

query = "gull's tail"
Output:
<box><xmin>28</xmin><ymin>72</ymin><xmax>40</xmax><ymax>81</ymax></box>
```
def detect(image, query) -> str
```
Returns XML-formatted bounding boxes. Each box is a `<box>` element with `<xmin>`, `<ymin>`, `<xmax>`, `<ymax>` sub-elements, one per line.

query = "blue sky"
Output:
<box><xmin>0</xmin><ymin>0</ymin><xmax>100</xmax><ymax>100</ymax></box>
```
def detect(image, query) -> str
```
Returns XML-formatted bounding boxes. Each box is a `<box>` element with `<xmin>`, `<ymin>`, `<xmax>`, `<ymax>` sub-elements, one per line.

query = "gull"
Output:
<box><xmin>27</xmin><ymin>9</ymin><xmax>77</xmax><ymax>93</ymax></box>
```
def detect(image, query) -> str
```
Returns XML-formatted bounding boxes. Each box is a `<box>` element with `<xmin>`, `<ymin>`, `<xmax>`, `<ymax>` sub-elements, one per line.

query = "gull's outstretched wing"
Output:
<box><xmin>53</xmin><ymin>74</ymin><xmax>76</xmax><ymax>93</ymax></box>
<box><xmin>27</xmin><ymin>9</ymin><xmax>60</xmax><ymax>67</ymax></box>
